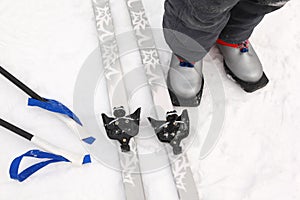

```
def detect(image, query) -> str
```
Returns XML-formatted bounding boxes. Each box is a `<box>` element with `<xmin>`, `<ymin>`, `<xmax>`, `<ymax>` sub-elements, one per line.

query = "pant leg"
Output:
<box><xmin>219</xmin><ymin>0</ymin><xmax>289</xmax><ymax>43</ymax></box>
<box><xmin>163</xmin><ymin>0</ymin><xmax>239</xmax><ymax>62</ymax></box>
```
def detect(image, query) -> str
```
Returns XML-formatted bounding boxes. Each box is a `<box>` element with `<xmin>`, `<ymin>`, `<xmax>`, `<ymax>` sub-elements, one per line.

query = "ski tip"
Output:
<box><xmin>82</xmin><ymin>154</ymin><xmax>91</xmax><ymax>164</ymax></box>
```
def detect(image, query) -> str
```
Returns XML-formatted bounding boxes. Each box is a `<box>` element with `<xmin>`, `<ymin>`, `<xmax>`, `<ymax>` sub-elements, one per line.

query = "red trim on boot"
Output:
<box><xmin>216</xmin><ymin>39</ymin><xmax>239</xmax><ymax>48</ymax></box>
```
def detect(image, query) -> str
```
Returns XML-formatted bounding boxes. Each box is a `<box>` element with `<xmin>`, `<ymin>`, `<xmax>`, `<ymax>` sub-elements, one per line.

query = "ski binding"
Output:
<box><xmin>148</xmin><ymin>109</ymin><xmax>190</xmax><ymax>155</ymax></box>
<box><xmin>102</xmin><ymin>107</ymin><xmax>141</xmax><ymax>152</ymax></box>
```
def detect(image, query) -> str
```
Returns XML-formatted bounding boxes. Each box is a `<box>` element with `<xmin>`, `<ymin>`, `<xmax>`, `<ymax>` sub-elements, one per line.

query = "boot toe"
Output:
<box><xmin>234</xmin><ymin>63</ymin><xmax>263</xmax><ymax>82</ymax></box>
<box><xmin>168</xmin><ymin>69</ymin><xmax>203</xmax><ymax>99</ymax></box>
<box><xmin>218</xmin><ymin>43</ymin><xmax>264</xmax><ymax>83</ymax></box>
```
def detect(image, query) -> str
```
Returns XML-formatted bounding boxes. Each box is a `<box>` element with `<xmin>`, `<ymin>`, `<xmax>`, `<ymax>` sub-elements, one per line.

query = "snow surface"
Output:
<box><xmin>0</xmin><ymin>0</ymin><xmax>300</xmax><ymax>200</ymax></box>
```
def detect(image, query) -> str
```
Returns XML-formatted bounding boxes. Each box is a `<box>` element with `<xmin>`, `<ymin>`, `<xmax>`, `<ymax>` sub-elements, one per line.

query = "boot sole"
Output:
<box><xmin>223</xmin><ymin>61</ymin><xmax>269</xmax><ymax>93</ymax></box>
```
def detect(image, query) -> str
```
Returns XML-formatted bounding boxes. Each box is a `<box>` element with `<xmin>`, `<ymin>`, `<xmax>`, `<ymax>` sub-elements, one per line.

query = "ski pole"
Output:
<box><xmin>0</xmin><ymin>118</ymin><xmax>90</xmax><ymax>165</ymax></box>
<box><xmin>0</xmin><ymin>66</ymin><xmax>46</xmax><ymax>102</ymax></box>
<box><xmin>0</xmin><ymin>65</ymin><xmax>82</xmax><ymax>125</ymax></box>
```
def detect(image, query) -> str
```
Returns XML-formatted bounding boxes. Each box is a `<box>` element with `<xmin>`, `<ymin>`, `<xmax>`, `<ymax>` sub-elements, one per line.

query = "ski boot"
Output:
<box><xmin>148</xmin><ymin>109</ymin><xmax>190</xmax><ymax>155</ymax></box>
<box><xmin>167</xmin><ymin>54</ymin><xmax>204</xmax><ymax>107</ymax></box>
<box><xmin>102</xmin><ymin>107</ymin><xmax>141</xmax><ymax>152</ymax></box>
<box><xmin>217</xmin><ymin>39</ymin><xmax>269</xmax><ymax>92</ymax></box>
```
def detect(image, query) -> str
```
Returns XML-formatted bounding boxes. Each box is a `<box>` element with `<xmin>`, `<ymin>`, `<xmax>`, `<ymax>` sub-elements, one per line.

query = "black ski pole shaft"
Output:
<box><xmin>0</xmin><ymin>66</ymin><xmax>46</xmax><ymax>102</ymax></box>
<box><xmin>0</xmin><ymin>118</ymin><xmax>33</xmax><ymax>141</ymax></box>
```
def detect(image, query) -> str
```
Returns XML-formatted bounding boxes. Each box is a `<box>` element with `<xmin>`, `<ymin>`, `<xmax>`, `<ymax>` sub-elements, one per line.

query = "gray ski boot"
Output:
<box><xmin>167</xmin><ymin>54</ymin><xmax>204</xmax><ymax>107</ymax></box>
<box><xmin>217</xmin><ymin>39</ymin><xmax>269</xmax><ymax>92</ymax></box>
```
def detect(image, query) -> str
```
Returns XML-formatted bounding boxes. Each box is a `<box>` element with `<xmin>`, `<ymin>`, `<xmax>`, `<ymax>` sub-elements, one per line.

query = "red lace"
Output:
<box><xmin>217</xmin><ymin>39</ymin><xmax>249</xmax><ymax>52</ymax></box>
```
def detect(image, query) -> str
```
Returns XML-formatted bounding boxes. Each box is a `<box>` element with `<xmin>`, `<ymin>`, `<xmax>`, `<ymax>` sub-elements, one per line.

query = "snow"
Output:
<box><xmin>0</xmin><ymin>0</ymin><xmax>299</xmax><ymax>200</ymax></box>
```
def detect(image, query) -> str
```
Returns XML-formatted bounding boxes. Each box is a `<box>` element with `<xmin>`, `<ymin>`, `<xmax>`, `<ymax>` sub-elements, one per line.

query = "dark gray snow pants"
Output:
<box><xmin>163</xmin><ymin>0</ymin><xmax>289</xmax><ymax>62</ymax></box>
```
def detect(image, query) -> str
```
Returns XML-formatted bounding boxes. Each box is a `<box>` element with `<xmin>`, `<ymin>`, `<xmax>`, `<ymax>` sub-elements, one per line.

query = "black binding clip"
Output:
<box><xmin>102</xmin><ymin>107</ymin><xmax>141</xmax><ymax>152</ymax></box>
<box><xmin>148</xmin><ymin>109</ymin><xmax>190</xmax><ymax>155</ymax></box>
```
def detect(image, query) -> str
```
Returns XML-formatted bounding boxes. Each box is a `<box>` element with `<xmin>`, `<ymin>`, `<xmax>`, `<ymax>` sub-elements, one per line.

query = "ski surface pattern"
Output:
<box><xmin>124</xmin><ymin>0</ymin><xmax>200</xmax><ymax>199</ymax></box>
<box><xmin>91</xmin><ymin>0</ymin><xmax>146</xmax><ymax>199</ymax></box>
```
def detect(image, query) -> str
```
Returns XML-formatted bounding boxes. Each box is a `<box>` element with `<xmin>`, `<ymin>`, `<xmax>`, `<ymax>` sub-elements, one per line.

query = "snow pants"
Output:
<box><xmin>163</xmin><ymin>0</ymin><xmax>289</xmax><ymax>62</ymax></box>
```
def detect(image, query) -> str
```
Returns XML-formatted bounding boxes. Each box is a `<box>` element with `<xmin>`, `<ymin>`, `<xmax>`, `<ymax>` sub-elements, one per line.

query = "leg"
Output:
<box><xmin>163</xmin><ymin>0</ymin><xmax>239</xmax><ymax>107</ymax></box>
<box><xmin>163</xmin><ymin>0</ymin><xmax>239</xmax><ymax>62</ymax></box>
<box><xmin>220</xmin><ymin>0</ymin><xmax>289</xmax><ymax>43</ymax></box>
